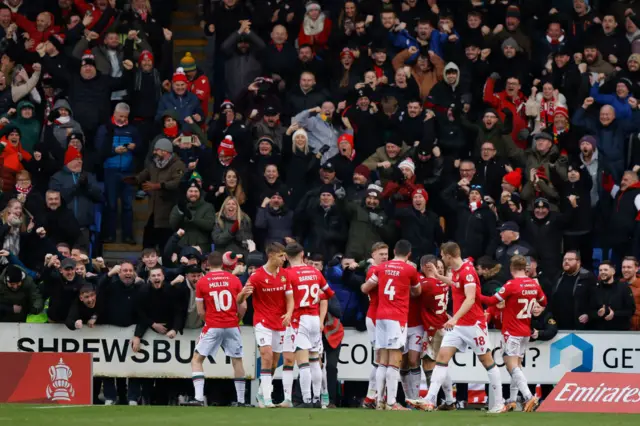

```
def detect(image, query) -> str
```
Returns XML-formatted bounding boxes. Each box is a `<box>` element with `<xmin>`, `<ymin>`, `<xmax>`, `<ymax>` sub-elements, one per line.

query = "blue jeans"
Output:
<box><xmin>104</xmin><ymin>169</ymin><xmax>133</xmax><ymax>240</ymax></box>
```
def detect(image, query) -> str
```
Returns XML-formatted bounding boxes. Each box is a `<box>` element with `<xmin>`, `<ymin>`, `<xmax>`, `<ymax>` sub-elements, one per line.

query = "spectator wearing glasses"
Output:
<box><xmin>549</xmin><ymin>250</ymin><xmax>596</xmax><ymax>330</ymax></box>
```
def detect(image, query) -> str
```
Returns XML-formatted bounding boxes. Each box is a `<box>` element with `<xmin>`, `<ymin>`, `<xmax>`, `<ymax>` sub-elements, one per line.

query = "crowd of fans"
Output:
<box><xmin>1</xmin><ymin>0</ymin><xmax>640</xmax><ymax>407</ymax></box>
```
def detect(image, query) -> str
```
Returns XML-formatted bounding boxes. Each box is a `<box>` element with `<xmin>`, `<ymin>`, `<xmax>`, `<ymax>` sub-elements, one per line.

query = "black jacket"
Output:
<box><xmin>297</xmin><ymin>203</ymin><xmax>348</xmax><ymax>262</ymax></box>
<box><xmin>442</xmin><ymin>183</ymin><xmax>498</xmax><ymax>260</ymax></box>
<box><xmin>495</xmin><ymin>238</ymin><xmax>535</xmax><ymax>272</ymax></box>
<box><xmin>285</xmin><ymin>86</ymin><xmax>330</xmax><ymax>119</ymax></box>
<box><xmin>42</xmin><ymin>269</ymin><xmax>86</xmax><ymax>323</ymax></box>
<box><xmin>134</xmin><ymin>281</ymin><xmax>183</xmax><ymax>337</ymax></box>
<box><xmin>550</xmin><ymin>268</ymin><xmax>596</xmax><ymax>330</ymax></box>
<box><xmin>98</xmin><ymin>276</ymin><xmax>140</xmax><ymax>327</ymax></box>
<box><xmin>65</xmin><ymin>297</ymin><xmax>102</xmax><ymax>331</ymax></box>
<box><xmin>282</xmin><ymin>142</ymin><xmax>320</xmax><ymax>207</ymax></box>
<box><xmin>530</xmin><ymin>309</ymin><xmax>558</xmax><ymax>342</ymax></box>
<box><xmin>475</xmin><ymin>157</ymin><xmax>508</xmax><ymax>202</ymax></box>
<box><xmin>587</xmin><ymin>280</ymin><xmax>636</xmax><ymax>331</ymax></box>
<box><xmin>394</xmin><ymin>206</ymin><xmax>444</xmax><ymax>263</ymax></box>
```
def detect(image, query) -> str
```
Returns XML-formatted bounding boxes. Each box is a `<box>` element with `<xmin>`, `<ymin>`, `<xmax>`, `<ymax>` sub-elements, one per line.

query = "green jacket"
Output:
<box><xmin>0</xmin><ymin>267</ymin><xmax>43</xmax><ymax>322</ymax></box>
<box><xmin>10</xmin><ymin>100</ymin><xmax>41</xmax><ymax>153</ymax></box>
<box><xmin>169</xmin><ymin>198</ymin><xmax>216</xmax><ymax>248</ymax></box>
<box><xmin>345</xmin><ymin>201</ymin><xmax>395</xmax><ymax>261</ymax></box>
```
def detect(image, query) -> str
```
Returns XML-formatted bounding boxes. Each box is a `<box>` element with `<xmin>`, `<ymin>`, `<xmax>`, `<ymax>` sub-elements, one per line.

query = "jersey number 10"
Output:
<box><xmin>209</xmin><ymin>290</ymin><xmax>233</xmax><ymax>312</ymax></box>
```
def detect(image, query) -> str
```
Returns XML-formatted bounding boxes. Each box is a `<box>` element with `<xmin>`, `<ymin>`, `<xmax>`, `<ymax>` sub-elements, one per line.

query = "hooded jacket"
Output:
<box><xmin>221</xmin><ymin>31</ymin><xmax>266</xmax><ymax>102</ymax></box>
<box><xmin>345</xmin><ymin>200</ymin><xmax>394</xmax><ymax>261</ymax></box>
<box><xmin>168</xmin><ymin>198</ymin><xmax>216</xmax><ymax>248</ymax></box>
<box><xmin>9</xmin><ymin>101</ymin><xmax>40</xmax><ymax>153</ymax></box>
<box><xmin>0</xmin><ymin>267</ymin><xmax>43</xmax><ymax>322</ymax></box>
<box><xmin>46</xmin><ymin>99</ymin><xmax>83</xmax><ymax>150</ymax></box>
<box><xmin>255</xmin><ymin>204</ymin><xmax>294</xmax><ymax>246</ymax></box>
<box><xmin>425</xmin><ymin>62</ymin><xmax>462</xmax><ymax>111</ymax></box>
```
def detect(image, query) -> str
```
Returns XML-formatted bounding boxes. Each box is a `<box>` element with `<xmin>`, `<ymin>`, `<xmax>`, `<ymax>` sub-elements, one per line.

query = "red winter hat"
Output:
<box><xmin>222</xmin><ymin>251</ymin><xmax>239</xmax><ymax>272</ymax></box>
<box><xmin>340</xmin><ymin>48</ymin><xmax>355</xmax><ymax>60</ymax></box>
<box><xmin>218</xmin><ymin>135</ymin><xmax>237</xmax><ymax>157</ymax></box>
<box><xmin>139</xmin><ymin>50</ymin><xmax>154</xmax><ymax>64</ymax></box>
<box><xmin>412</xmin><ymin>187</ymin><xmax>429</xmax><ymax>203</ymax></box>
<box><xmin>502</xmin><ymin>168</ymin><xmax>522</xmax><ymax>188</ymax></box>
<box><xmin>554</xmin><ymin>105</ymin><xmax>569</xmax><ymax>120</ymax></box>
<box><xmin>337</xmin><ymin>133</ymin><xmax>354</xmax><ymax>149</ymax></box>
<box><xmin>354</xmin><ymin>164</ymin><xmax>370</xmax><ymax>180</ymax></box>
<box><xmin>64</xmin><ymin>145</ymin><xmax>82</xmax><ymax>166</ymax></box>
<box><xmin>172</xmin><ymin>67</ymin><xmax>189</xmax><ymax>84</ymax></box>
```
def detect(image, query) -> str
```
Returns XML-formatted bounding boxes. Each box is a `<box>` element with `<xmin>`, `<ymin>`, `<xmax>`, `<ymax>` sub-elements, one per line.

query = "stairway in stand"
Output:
<box><xmin>102</xmin><ymin>1</ymin><xmax>204</xmax><ymax>264</ymax></box>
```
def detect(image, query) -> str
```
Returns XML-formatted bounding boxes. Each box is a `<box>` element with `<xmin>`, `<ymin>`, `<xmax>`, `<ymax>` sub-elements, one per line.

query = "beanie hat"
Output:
<box><xmin>385</xmin><ymin>132</ymin><xmax>403</xmax><ymax>148</ymax></box>
<box><xmin>368</xmin><ymin>183</ymin><xmax>383</xmax><ymax>193</ymax></box>
<box><xmin>469</xmin><ymin>184</ymin><xmax>484</xmax><ymax>197</ymax></box>
<box><xmin>5</xmin><ymin>264</ymin><xmax>23</xmax><ymax>283</ymax></box>
<box><xmin>292</xmin><ymin>128</ymin><xmax>308</xmax><ymax>143</ymax></box>
<box><xmin>484</xmin><ymin>107</ymin><xmax>499</xmax><ymax>118</ymax></box>
<box><xmin>618</xmin><ymin>77</ymin><xmax>633</xmax><ymax>93</ymax></box>
<box><xmin>502</xmin><ymin>168</ymin><xmax>522</xmax><ymax>188</ymax></box>
<box><xmin>7</xmin><ymin>125</ymin><xmax>20</xmax><ymax>136</ymax></box>
<box><xmin>366</xmin><ymin>187</ymin><xmax>381</xmax><ymax>199</ymax></box>
<box><xmin>306</xmin><ymin>0</ymin><xmax>321</xmax><ymax>12</ymax></box>
<box><xmin>172</xmin><ymin>67</ymin><xmax>189</xmax><ymax>84</ymax></box>
<box><xmin>188</xmin><ymin>180</ymin><xmax>202</xmax><ymax>192</ymax></box>
<box><xmin>506</xmin><ymin>5</ymin><xmax>521</xmax><ymax>19</ymax></box>
<box><xmin>534</xmin><ymin>197</ymin><xmax>550</xmax><ymax>210</ymax></box>
<box><xmin>398</xmin><ymin>158</ymin><xmax>415</xmax><ymax>173</ymax></box>
<box><xmin>218</xmin><ymin>135</ymin><xmax>237</xmax><ymax>157</ymax></box>
<box><xmin>222</xmin><ymin>251</ymin><xmax>239</xmax><ymax>272</ymax></box>
<box><xmin>179</xmin><ymin>52</ymin><xmax>197</xmax><ymax>72</ymax></box>
<box><xmin>340</xmin><ymin>47</ymin><xmax>355</xmax><ymax>60</ymax></box>
<box><xmin>189</xmin><ymin>171</ymin><xmax>203</xmax><ymax>182</ymax></box>
<box><xmin>67</xmin><ymin>132</ymin><xmax>84</xmax><ymax>145</ymax></box>
<box><xmin>554</xmin><ymin>105</ymin><xmax>569</xmax><ymax>120</ymax></box>
<box><xmin>628</xmin><ymin>53</ymin><xmax>640</xmax><ymax>65</ymax></box>
<box><xmin>501</xmin><ymin>37</ymin><xmax>521</xmax><ymax>52</ymax></box>
<box><xmin>319</xmin><ymin>184</ymin><xmax>335</xmax><ymax>197</ymax></box>
<box><xmin>154</xmin><ymin>138</ymin><xmax>174</xmax><ymax>153</ymax></box>
<box><xmin>81</xmin><ymin>49</ymin><xmax>96</xmax><ymax>67</ymax></box>
<box><xmin>412</xmin><ymin>187</ymin><xmax>429</xmax><ymax>202</ymax></box>
<box><xmin>579</xmin><ymin>135</ymin><xmax>596</xmax><ymax>150</ymax></box>
<box><xmin>354</xmin><ymin>164</ymin><xmax>371</xmax><ymax>180</ymax></box>
<box><xmin>64</xmin><ymin>145</ymin><xmax>82</xmax><ymax>166</ymax></box>
<box><xmin>246</xmin><ymin>251</ymin><xmax>265</xmax><ymax>268</ymax></box>
<box><xmin>220</xmin><ymin>99</ymin><xmax>235</xmax><ymax>111</ymax></box>
<box><xmin>337</xmin><ymin>133</ymin><xmax>354</xmax><ymax>150</ymax></box>
<box><xmin>139</xmin><ymin>50</ymin><xmax>154</xmax><ymax>64</ymax></box>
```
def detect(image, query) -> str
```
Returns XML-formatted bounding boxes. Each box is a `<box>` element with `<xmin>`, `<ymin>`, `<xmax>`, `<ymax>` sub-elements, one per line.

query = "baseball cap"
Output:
<box><xmin>61</xmin><ymin>258</ymin><xmax>77</xmax><ymax>270</ymax></box>
<box><xmin>498</xmin><ymin>221</ymin><xmax>519</xmax><ymax>233</ymax></box>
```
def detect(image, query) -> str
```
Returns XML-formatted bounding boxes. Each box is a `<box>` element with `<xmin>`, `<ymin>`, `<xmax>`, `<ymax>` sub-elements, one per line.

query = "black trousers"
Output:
<box><xmin>323</xmin><ymin>339</ymin><xmax>341</xmax><ymax>405</ymax></box>
<box><xmin>142</xmin><ymin>214</ymin><xmax>173</xmax><ymax>250</ymax></box>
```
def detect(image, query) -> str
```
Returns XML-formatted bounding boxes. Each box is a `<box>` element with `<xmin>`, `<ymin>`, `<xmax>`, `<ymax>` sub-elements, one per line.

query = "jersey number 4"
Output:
<box><xmin>516</xmin><ymin>298</ymin><xmax>535</xmax><ymax>319</ymax></box>
<box><xmin>209</xmin><ymin>290</ymin><xmax>233</xmax><ymax>312</ymax></box>
<box><xmin>384</xmin><ymin>279</ymin><xmax>396</xmax><ymax>301</ymax></box>
<box><xmin>299</xmin><ymin>284</ymin><xmax>320</xmax><ymax>307</ymax></box>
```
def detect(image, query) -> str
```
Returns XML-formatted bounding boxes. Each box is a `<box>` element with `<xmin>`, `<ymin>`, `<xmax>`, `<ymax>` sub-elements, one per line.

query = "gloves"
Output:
<box><xmin>602</xmin><ymin>173</ymin><xmax>615</xmax><ymax>193</ymax></box>
<box><xmin>489</xmin><ymin>72</ymin><xmax>501</xmax><ymax>80</ymax></box>
<box><xmin>77</xmin><ymin>172</ymin><xmax>88</xmax><ymax>186</ymax></box>
<box><xmin>335</xmin><ymin>186</ymin><xmax>346</xmax><ymax>199</ymax></box>
<box><xmin>368</xmin><ymin>212</ymin><xmax>385</xmax><ymax>227</ymax></box>
<box><xmin>183</xmin><ymin>205</ymin><xmax>193</xmax><ymax>220</ymax></box>
<box><xmin>319</xmin><ymin>145</ymin><xmax>331</xmax><ymax>154</ymax></box>
<box><xmin>230</xmin><ymin>220</ymin><xmax>240</xmax><ymax>234</ymax></box>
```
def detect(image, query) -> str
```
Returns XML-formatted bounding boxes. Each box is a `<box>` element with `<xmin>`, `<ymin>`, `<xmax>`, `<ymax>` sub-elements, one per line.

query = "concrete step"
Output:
<box><xmin>175</xmin><ymin>39</ymin><xmax>208</xmax><ymax>47</ymax></box>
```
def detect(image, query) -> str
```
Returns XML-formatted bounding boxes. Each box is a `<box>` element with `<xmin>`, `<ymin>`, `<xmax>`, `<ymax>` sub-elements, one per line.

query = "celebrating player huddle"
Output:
<box><xmin>184</xmin><ymin>239</ymin><xmax>546</xmax><ymax>413</ymax></box>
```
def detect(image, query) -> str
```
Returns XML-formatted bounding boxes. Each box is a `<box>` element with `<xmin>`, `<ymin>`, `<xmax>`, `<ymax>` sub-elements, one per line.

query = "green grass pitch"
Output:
<box><xmin>2</xmin><ymin>405</ymin><xmax>640</xmax><ymax>426</ymax></box>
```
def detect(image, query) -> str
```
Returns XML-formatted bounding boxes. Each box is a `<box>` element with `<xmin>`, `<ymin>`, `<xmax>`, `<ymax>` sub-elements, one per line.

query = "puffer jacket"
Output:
<box><xmin>0</xmin><ymin>267</ymin><xmax>43</xmax><ymax>322</ymax></box>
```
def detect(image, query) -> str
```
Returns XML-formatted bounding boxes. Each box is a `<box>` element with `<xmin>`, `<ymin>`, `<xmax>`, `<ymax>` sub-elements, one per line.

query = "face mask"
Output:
<box><xmin>57</xmin><ymin>115</ymin><xmax>71</xmax><ymax>124</ymax></box>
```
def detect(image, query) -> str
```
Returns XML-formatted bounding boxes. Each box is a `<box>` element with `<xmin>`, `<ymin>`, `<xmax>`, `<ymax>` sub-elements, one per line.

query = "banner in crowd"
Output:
<box><xmin>0</xmin><ymin>352</ymin><xmax>92</xmax><ymax>405</ymax></box>
<box><xmin>337</xmin><ymin>330</ymin><xmax>640</xmax><ymax>384</ymax></box>
<box><xmin>539</xmin><ymin>372</ymin><xmax>640</xmax><ymax>413</ymax></box>
<box><xmin>0</xmin><ymin>324</ymin><xmax>256</xmax><ymax>379</ymax></box>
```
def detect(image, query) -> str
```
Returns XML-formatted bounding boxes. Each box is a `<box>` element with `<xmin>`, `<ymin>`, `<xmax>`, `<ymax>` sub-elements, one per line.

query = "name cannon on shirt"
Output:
<box><xmin>521</xmin><ymin>290</ymin><xmax>539</xmax><ymax>296</ymax></box>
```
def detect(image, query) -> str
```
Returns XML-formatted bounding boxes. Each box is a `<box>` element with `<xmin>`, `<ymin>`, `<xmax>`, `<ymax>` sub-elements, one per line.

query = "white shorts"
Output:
<box><xmin>255</xmin><ymin>323</ymin><xmax>285</xmax><ymax>353</ymax></box>
<box><xmin>294</xmin><ymin>315</ymin><xmax>322</xmax><ymax>352</ymax></box>
<box><xmin>283</xmin><ymin>326</ymin><xmax>296</xmax><ymax>353</ymax></box>
<box><xmin>421</xmin><ymin>328</ymin><xmax>444</xmax><ymax>360</ymax></box>
<box><xmin>366</xmin><ymin>317</ymin><xmax>376</xmax><ymax>347</ymax></box>
<box><xmin>404</xmin><ymin>325</ymin><xmax>425</xmax><ymax>354</ymax></box>
<box><xmin>196</xmin><ymin>327</ymin><xmax>243</xmax><ymax>358</ymax></box>
<box><xmin>503</xmin><ymin>335</ymin><xmax>529</xmax><ymax>358</ymax></box>
<box><xmin>441</xmin><ymin>324</ymin><xmax>492</xmax><ymax>355</ymax></box>
<box><xmin>375</xmin><ymin>319</ymin><xmax>407</xmax><ymax>350</ymax></box>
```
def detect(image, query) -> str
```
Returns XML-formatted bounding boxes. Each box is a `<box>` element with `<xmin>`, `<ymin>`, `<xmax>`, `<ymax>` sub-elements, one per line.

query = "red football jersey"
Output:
<box><xmin>450</xmin><ymin>260</ymin><xmax>486</xmax><ymax>326</ymax></box>
<box><xmin>418</xmin><ymin>276</ymin><xmax>449</xmax><ymax>331</ymax></box>
<box><xmin>365</xmin><ymin>265</ymin><xmax>379</xmax><ymax>322</ymax></box>
<box><xmin>195</xmin><ymin>270</ymin><xmax>243</xmax><ymax>331</ymax></box>
<box><xmin>287</xmin><ymin>264</ymin><xmax>334</xmax><ymax>323</ymax></box>
<box><xmin>370</xmin><ymin>260</ymin><xmax>420</xmax><ymax>323</ymax></box>
<box><xmin>494</xmin><ymin>277</ymin><xmax>546</xmax><ymax>337</ymax></box>
<box><xmin>407</xmin><ymin>288</ymin><xmax>423</xmax><ymax>328</ymax></box>
<box><xmin>249</xmin><ymin>266</ymin><xmax>293</xmax><ymax>331</ymax></box>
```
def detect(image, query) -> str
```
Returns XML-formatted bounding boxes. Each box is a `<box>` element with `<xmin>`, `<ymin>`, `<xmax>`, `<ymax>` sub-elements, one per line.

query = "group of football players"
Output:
<box><xmin>183</xmin><ymin>239</ymin><xmax>546</xmax><ymax>413</ymax></box>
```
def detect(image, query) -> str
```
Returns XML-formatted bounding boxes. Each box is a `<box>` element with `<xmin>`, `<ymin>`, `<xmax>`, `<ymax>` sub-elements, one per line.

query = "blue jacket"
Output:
<box><xmin>572</xmin><ymin>108</ymin><xmax>640</xmax><ymax>180</ymax></box>
<box><xmin>325</xmin><ymin>264</ymin><xmax>366</xmax><ymax>327</ymax></box>
<box><xmin>95</xmin><ymin>122</ymin><xmax>140</xmax><ymax>171</ymax></box>
<box><xmin>49</xmin><ymin>167</ymin><xmax>103</xmax><ymax>227</ymax></box>
<box><xmin>590</xmin><ymin>83</ymin><xmax>632</xmax><ymax>120</ymax></box>
<box><xmin>155</xmin><ymin>91</ymin><xmax>204</xmax><ymax>126</ymax></box>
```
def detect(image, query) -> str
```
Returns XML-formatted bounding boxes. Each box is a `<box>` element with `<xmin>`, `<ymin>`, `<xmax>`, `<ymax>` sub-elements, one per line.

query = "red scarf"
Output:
<box><xmin>16</xmin><ymin>184</ymin><xmax>31</xmax><ymax>194</ymax></box>
<box><xmin>469</xmin><ymin>199</ymin><xmax>483</xmax><ymax>212</ymax></box>
<box><xmin>111</xmin><ymin>116</ymin><xmax>128</xmax><ymax>127</ymax></box>
<box><xmin>164</xmin><ymin>125</ymin><xmax>179</xmax><ymax>138</ymax></box>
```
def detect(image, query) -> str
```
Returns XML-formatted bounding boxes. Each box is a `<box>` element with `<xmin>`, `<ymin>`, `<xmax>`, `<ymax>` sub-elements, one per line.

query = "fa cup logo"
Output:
<box><xmin>46</xmin><ymin>358</ymin><xmax>75</xmax><ymax>401</ymax></box>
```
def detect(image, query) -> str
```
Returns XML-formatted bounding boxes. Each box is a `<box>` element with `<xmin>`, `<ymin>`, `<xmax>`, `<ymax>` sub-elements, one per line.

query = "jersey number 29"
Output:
<box><xmin>299</xmin><ymin>284</ymin><xmax>320</xmax><ymax>307</ymax></box>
